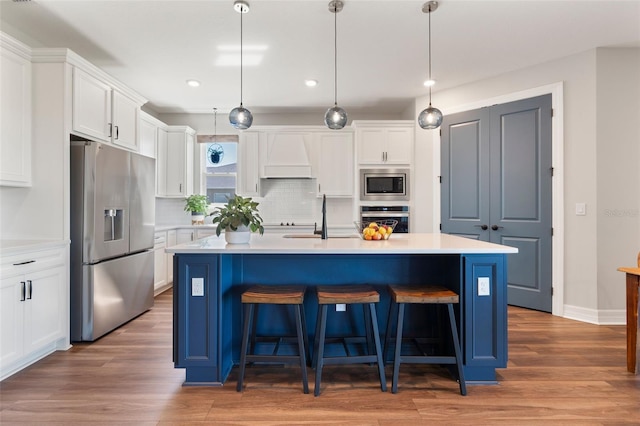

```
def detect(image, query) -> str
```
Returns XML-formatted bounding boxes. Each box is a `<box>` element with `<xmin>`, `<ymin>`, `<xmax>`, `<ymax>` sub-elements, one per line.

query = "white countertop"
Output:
<box><xmin>0</xmin><ymin>239</ymin><xmax>69</xmax><ymax>255</ymax></box>
<box><xmin>166</xmin><ymin>233</ymin><xmax>518</xmax><ymax>255</ymax></box>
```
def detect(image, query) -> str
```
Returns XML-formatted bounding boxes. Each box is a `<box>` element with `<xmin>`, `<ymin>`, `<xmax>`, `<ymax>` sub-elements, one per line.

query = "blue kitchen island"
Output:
<box><xmin>167</xmin><ymin>233</ymin><xmax>517</xmax><ymax>386</ymax></box>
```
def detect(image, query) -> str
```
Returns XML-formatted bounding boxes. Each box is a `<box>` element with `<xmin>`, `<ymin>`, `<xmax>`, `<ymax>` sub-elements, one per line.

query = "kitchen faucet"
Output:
<box><xmin>321</xmin><ymin>194</ymin><xmax>327</xmax><ymax>239</ymax></box>
<box><xmin>314</xmin><ymin>194</ymin><xmax>328</xmax><ymax>239</ymax></box>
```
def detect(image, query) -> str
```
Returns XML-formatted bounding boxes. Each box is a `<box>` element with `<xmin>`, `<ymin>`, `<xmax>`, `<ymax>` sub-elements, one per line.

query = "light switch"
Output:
<box><xmin>575</xmin><ymin>203</ymin><xmax>586</xmax><ymax>216</ymax></box>
<box><xmin>191</xmin><ymin>278</ymin><xmax>204</xmax><ymax>297</ymax></box>
<box><xmin>336</xmin><ymin>304</ymin><xmax>346</xmax><ymax>312</ymax></box>
<box><xmin>478</xmin><ymin>277</ymin><xmax>490</xmax><ymax>296</ymax></box>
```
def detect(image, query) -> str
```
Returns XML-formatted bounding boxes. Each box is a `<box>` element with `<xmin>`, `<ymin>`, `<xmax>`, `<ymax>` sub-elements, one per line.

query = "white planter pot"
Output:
<box><xmin>224</xmin><ymin>225</ymin><xmax>251</xmax><ymax>244</ymax></box>
<box><xmin>191</xmin><ymin>212</ymin><xmax>205</xmax><ymax>225</ymax></box>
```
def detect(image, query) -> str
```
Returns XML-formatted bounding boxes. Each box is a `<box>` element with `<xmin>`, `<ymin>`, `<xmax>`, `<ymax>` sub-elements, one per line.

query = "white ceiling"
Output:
<box><xmin>1</xmin><ymin>0</ymin><xmax>639</xmax><ymax>115</ymax></box>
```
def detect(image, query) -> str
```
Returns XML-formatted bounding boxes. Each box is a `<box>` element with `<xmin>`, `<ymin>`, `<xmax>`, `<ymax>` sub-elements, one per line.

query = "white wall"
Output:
<box><xmin>596</xmin><ymin>48</ymin><xmax>640</xmax><ymax>312</ymax></box>
<box><xmin>413</xmin><ymin>47</ymin><xmax>640</xmax><ymax>316</ymax></box>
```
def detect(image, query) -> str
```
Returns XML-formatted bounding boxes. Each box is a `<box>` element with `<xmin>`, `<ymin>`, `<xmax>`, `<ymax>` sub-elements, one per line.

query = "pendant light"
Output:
<box><xmin>229</xmin><ymin>0</ymin><xmax>253</xmax><ymax>130</ymax></box>
<box><xmin>418</xmin><ymin>1</ymin><xmax>443</xmax><ymax>130</ymax></box>
<box><xmin>324</xmin><ymin>0</ymin><xmax>347</xmax><ymax>130</ymax></box>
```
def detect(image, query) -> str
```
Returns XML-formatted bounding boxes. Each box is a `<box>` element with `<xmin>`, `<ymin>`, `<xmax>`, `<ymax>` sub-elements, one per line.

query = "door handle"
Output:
<box><xmin>474</xmin><ymin>224</ymin><xmax>488</xmax><ymax>231</ymax></box>
<box><xmin>20</xmin><ymin>281</ymin><xmax>26</xmax><ymax>301</ymax></box>
<box><xmin>108</xmin><ymin>123</ymin><xmax>113</xmax><ymax>138</ymax></box>
<box><xmin>115</xmin><ymin>125</ymin><xmax>119</xmax><ymax>140</ymax></box>
<box><xmin>27</xmin><ymin>280</ymin><xmax>32</xmax><ymax>300</ymax></box>
<box><xmin>491</xmin><ymin>225</ymin><xmax>504</xmax><ymax>231</ymax></box>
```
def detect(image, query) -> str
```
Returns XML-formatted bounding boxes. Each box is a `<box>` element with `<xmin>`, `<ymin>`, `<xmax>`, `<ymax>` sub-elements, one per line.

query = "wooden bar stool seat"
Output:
<box><xmin>313</xmin><ymin>285</ymin><xmax>387</xmax><ymax>396</ymax></box>
<box><xmin>237</xmin><ymin>285</ymin><xmax>309</xmax><ymax>394</ymax></box>
<box><xmin>385</xmin><ymin>284</ymin><xmax>466</xmax><ymax>395</ymax></box>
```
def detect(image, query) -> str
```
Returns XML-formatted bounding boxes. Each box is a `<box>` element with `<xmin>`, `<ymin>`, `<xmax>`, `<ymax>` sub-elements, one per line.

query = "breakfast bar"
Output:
<box><xmin>167</xmin><ymin>233</ymin><xmax>518</xmax><ymax>386</ymax></box>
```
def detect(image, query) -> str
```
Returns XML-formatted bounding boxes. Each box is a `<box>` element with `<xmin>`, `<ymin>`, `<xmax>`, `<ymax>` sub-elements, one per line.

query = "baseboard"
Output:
<box><xmin>563</xmin><ymin>304</ymin><xmax>626</xmax><ymax>325</ymax></box>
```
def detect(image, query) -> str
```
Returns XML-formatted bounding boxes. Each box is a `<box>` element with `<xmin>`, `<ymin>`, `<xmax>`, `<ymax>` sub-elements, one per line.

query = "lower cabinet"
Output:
<box><xmin>0</xmin><ymin>244</ymin><xmax>68</xmax><ymax>381</ymax></box>
<box><xmin>153</xmin><ymin>232</ymin><xmax>168</xmax><ymax>295</ymax></box>
<box><xmin>166</xmin><ymin>230</ymin><xmax>176</xmax><ymax>284</ymax></box>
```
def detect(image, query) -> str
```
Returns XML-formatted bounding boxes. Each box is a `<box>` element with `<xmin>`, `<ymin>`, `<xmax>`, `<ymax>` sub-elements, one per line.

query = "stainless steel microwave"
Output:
<box><xmin>360</xmin><ymin>168</ymin><xmax>409</xmax><ymax>201</ymax></box>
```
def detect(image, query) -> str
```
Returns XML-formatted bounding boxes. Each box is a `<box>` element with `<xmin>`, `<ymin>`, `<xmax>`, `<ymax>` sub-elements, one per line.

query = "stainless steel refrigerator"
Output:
<box><xmin>70</xmin><ymin>140</ymin><xmax>155</xmax><ymax>341</ymax></box>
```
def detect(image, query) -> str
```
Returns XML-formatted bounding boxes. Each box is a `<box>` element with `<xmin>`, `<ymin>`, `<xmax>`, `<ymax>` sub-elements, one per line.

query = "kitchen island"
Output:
<box><xmin>167</xmin><ymin>233</ymin><xmax>517</xmax><ymax>386</ymax></box>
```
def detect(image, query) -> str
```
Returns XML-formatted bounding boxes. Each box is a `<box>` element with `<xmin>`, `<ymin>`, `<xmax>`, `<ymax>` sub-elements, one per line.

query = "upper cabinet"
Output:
<box><xmin>313</xmin><ymin>131</ymin><xmax>354</xmax><ymax>197</ymax></box>
<box><xmin>72</xmin><ymin>67</ymin><xmax>142</xmax><ymax>151</ymax></box>
<box><xmin>138</xmin><ymin>111</ymin><xmax>165</xmax><ymax>159</ymax></box>
<box><xmin>237</xmin><ymin>131</ymin><xmax>260</xmax><ymax>197</ymax></box>
<box><xmin>353</xmin><ymin>121</ymin><xmax>414</xmax><ymax>165</ymax></box>
<box><xmin>156</xmin><ymin>126</ymin><xmax>195</xmax><ymax>198</ymax></box>
<box><xmin>0</xmin><ymin>34</ymin><xmax>32</xmax><ymax>187</ymax></box>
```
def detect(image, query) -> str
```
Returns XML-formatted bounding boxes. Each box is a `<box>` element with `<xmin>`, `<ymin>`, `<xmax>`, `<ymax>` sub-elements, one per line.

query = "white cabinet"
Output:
<box><xmin>138</xmin><ymin>111</ymin><xmax>165</xmax><ymax>158</ymax></box>
<box><xmin>313</xmin><ymin>131</ymin><xmax>354</xmax><ymax>197</ymax></box>
<box><xmin>111</xmin><ymin>90</ymin><xmax>138</xmax><ymax>151</ymax></box>
<box><xmin>237</xmin><ymin>132</ymin><xmax>260</xmax><ymax>197</ymax></box>
<box><xmin>153</xmin><ymin>232</ymin><xmax>167</xmax><ymax>295</ymax></box>
<box><xmin>176</xmin><ymin>228</ymin><xmax>195</xmax><ymax>244</ymax></box>
<box><xmin>72</xmin><ymin>68</ymin><xmax>140</xmax><ymax>150</ymax></box>
<box><xmin>0</xmin><ymin>244</ymin><xmax>67</xmax><ymax>381</ymax></box>
<box><xmin>166</xmin><ymin>230</ymin><xmax>176</xmax><ymax>284</ymax></box>
<box><xmin>156</xmin><ymin>126</ymin><xmax>195</xmax><ymax>198</ymax></box>
<box><xmin>0</xmin><ymin>34</ymin><xmax>32</xmax><ymax>187</ymax></box>
<box><xmin>354</xmin><ymin>121</ymin><xmax>414</xmax><ymax>165</ymax></box>
<box><xmin>156</xmin><ymin>127</ymin><xmax>168</xmax><ymax>196</ymax></box>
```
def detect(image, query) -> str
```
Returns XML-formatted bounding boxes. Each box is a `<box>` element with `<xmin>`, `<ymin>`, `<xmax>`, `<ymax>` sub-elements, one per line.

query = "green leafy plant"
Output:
<box><xmin>210</xmin><ymin>195</ymin><xmax>264</xmax><ymax>237</ymax></box>
<box><xmin>184</xmin><ymin>194</ymin><xmax>209</xmax><ymax>214</ymax></box>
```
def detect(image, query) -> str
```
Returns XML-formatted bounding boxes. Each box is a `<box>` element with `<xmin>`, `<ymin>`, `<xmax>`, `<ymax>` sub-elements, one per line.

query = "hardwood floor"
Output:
<box><xmin>1</xmin><ymin>289</ymin><xmax>638</xmax><ymax>425</ymax></box>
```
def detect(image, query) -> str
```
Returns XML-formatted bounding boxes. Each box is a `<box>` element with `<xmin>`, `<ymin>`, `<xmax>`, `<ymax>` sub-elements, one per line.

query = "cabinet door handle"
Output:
<box><xmin>474</xmin><ymin>224</ymin><xmax>488</xmax><ymax>231</ymax></box>
<box><xmin>108</xmin><ymin>123</ymin><xmax>113</xmax><ymax>138</ymax></box>
<box><xmin>491</xmin><ymin>225</ymin><xmax>504</xmax><ymax>231</ymax></box>
<box><xmin>27</xmin><ymin>280</ymin><xmax>33</xmax><ymax>300</ymax></box>
<box><xmin>255</xmin><ymin>183</ymin><xmax>258</xmax><ymax>192</ymax></box>
<box><xmin>318</xmin><ymin>184</ymin><xmax>321</xmax><ymax>192</ymax></box>
<box><xmin>20</xmin><ymin>281</ymin><xmax>26</xmax><ymax>301</ymax></box>
<box><xmin>115</xmin><ymin>125</ymin><xmax>119</xmax><ymax>140</ymax></box>
<box><xmin>13</xmin><ymin>260</ymin><xmax>35</xmax><ymax>266</ymax></box>
<box><xmin>179</xmin><ymin>183</ymin><xmax>182</xmax><ymax>193</ymax></box>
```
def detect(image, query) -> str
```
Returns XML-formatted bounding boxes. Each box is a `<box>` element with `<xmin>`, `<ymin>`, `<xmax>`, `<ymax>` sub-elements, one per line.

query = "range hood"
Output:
<box><xmin>261</xmin><ymin>132</ymin><xmax>313</xmax><ymax>178</ymax></box>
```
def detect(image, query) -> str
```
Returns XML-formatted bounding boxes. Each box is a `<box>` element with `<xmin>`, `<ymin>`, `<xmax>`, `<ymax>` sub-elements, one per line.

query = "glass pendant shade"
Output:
<box><xmin>418</xmin><ymin>105</ymin><xmax>443</xmax><ymax>129</ymax></box>
<box><xmin>229</xmin><ymin>105</ymin><xmax>253</xmax><ymax>130</ymax></box>
<box><xmin>324</xmin><ymin>105</ymin><xmax>348</xmax><ymax>130</ymax></box>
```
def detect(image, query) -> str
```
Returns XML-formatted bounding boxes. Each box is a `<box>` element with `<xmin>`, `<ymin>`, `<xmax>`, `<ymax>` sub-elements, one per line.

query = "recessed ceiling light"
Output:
<box><xmin>186</xmin><ymin>80</ymin><xmax>201</xmax><ymax>87</ymax></box>
<box><xmin>305</xmin><ymin>79</ymin><xmax>318</xmax><ymax>87</ymax></box>
<box><xmin>424</xmin><ymin>79</ymin><xmax>436</xmax><ymax>87</ymax></box>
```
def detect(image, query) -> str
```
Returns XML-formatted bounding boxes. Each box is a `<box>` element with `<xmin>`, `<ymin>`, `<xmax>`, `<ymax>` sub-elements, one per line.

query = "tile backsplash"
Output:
<box><xmin>155</xmin><ymin>178</ymin><xmax>355</xmax><ymax>227</ymax></box>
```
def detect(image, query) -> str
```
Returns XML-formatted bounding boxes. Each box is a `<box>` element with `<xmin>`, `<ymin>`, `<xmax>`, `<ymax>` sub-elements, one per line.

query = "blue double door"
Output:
<box><xmin>440</xmin><ymin>95</ymin><xmax>553</xmax><ymax>312</ymax></box>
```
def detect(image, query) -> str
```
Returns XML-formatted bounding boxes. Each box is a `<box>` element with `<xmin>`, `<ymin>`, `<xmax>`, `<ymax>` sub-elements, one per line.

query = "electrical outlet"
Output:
<box><xmin>478</xmin><ymin>277</ymin><xmax>490</xmax><ymax>296</ymax></box>
<box><xmin>336</xmin><ymin>304</ymin><xmax>346</xmax><ymax>312</ymax></box>
<box><xmin>192</xmin><ymin>278</ymin><xmax>204</xmax><ymax>297</ymax></box>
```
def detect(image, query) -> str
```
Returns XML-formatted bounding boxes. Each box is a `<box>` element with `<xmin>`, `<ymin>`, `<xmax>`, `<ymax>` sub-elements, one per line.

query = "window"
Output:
<box><xmin>203</xmin><ymin>141</ymin><xmax>237</xmax><ymax>203</ymax></box>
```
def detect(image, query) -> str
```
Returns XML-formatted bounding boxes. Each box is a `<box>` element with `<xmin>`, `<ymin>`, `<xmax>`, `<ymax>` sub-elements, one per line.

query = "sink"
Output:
<box><xmin>282</xmin><ymin>234</ymin><xmax>359</xmax><ymax>239</ymax></box>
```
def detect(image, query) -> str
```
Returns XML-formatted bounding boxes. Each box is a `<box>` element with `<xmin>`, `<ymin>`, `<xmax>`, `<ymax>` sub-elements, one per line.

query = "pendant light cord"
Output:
<box><xmin>240</xmin><ymin>9</ymin><xmax>244</xmax><ymax>107</ymax></box>
<box><xmin>428</xmin><ymin>3</ymin><xmax>432</xmax><ymax>106</ymax></box>
<box><xmin>333</xmin><ymin>2</ymin><xmax>338</xmax><ymax>107</ymax></box>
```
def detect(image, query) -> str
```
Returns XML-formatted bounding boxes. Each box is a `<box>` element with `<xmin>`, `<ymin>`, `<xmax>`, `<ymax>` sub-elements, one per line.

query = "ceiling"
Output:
<box><xmin>1</xmin><ymin>0</ymin><xmax>639</xmax><ymax>115</ymax></box>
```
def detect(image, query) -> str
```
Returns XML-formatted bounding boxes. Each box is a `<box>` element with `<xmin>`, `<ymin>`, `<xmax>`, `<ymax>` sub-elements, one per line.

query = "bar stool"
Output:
<box><xmin>237</xmin><ymin>285</ymin><xmax>309</xmax><ymax>394</ymax></box>
<box><xmin>385</xmin><ymin>284</ymin><xmax>466</xmax><ymax>395</ymax></box>
<box><xmin>313</xmin><ymin>285</ymin><xmax>387</xmax><ymax>396</ymax></box>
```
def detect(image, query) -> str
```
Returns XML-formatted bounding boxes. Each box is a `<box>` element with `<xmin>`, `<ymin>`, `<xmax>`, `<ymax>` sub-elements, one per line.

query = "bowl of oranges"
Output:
<box><xmin>354</xmin><ymin>220</ymin><xmax>397</xmax><ymax>241</ymax></box>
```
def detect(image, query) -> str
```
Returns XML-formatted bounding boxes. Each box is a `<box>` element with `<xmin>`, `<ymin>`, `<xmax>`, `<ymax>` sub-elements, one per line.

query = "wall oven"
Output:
<box><xmin>360</xmin><ymin>168</ymin><xmax>409</xmax><ymax>202</ymax></box>
<box><xmin>360</xmin><ymin>206</ymin><xmax>409</xmax><ymax>233</ymax></box>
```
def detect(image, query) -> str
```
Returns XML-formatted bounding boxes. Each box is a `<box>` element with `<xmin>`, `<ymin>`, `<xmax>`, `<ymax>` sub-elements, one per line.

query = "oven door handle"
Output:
<box><xmin>361</xmin><ymin>213</ymin><xmax>409</xmax><ymax>218</ymax></box>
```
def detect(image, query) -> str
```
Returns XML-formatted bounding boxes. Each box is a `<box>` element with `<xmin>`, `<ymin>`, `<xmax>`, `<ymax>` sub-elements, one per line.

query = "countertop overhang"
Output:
<box><xmin>166</xmin><ymin>233</ymin><xmax>518</xmax><ymax>255</ymax></box>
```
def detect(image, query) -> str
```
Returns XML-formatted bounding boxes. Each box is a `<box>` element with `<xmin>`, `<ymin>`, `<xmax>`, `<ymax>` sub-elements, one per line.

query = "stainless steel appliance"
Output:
<box><xmin>360</xmin><ymin>206</ymin><xmax>410</xmax><ymax>233</ymax></box>
<box><xmin>70</xmin><ymin>140</ymin><xmax>155</xmax><ymax>341</ymax></box>
<box><xmin>360</xmin><ymin>168</ymin><xmax>409</xmax><ymax>201</ymax></box>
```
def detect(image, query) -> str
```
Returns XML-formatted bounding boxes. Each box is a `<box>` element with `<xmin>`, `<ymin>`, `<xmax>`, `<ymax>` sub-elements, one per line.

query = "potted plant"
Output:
<box><xmin>184</xmin><ymin>194</ymin><xmax>209</xmax><ymax>225</ymax></box>
<box><xmin>210</xmin><ymin>195</ymin><xmax>264</xmax><ymax>244</ymax></box>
